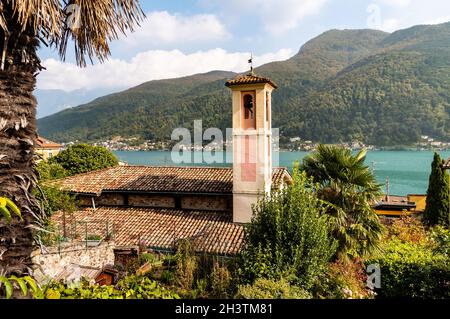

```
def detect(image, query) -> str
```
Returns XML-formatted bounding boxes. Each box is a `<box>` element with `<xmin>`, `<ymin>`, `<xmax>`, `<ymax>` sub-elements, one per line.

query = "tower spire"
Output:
<box><xmin>248</xmin><ymin>53</ymin><xmax>254</xmax><ymax>75</ymax></box>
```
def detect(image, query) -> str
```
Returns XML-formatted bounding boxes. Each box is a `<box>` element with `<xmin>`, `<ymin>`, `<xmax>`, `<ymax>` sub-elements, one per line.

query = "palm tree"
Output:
<box><xmin>301</xmin><ymin>144</ymin><xmax>384</xmax><ymax>260</ymax></box>
<box><xmin>0</xmin><ymin>0</ymin><xmax>144</xmax><ymax>275</ymax></box>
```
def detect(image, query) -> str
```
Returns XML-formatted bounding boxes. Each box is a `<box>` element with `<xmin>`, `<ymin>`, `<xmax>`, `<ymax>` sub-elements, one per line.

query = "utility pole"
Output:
<box><xmin>385</xmin><ymin>177</ymin><xmax>390</xmax><ymax>202</ymax></box>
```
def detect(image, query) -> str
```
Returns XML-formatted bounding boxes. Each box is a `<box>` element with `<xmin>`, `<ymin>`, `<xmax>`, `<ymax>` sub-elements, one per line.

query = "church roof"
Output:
<box><xmin>52</xmin><ymin>207</ymin><xmax>245</xmax><ymax>255</ymax></box>
<box><xmin>225</xmin><ymin>72</ymin><xmax>278</xmax><ymax>89</ymax></box>
<box><xmin>53</xmin><ymin>166</ymin><xmax>292</xmax><ymax>196</ymax></box>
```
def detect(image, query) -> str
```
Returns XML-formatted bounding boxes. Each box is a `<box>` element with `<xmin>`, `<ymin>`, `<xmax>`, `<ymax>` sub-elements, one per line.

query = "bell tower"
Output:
<box><xmin>226</xmin><ymin>71</ymin><xmax>277</xmax><ymax>224</ymax></box>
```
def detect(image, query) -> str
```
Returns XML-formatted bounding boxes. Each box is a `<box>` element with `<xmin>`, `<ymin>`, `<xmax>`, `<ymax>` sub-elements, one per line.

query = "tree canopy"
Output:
<box><xmin>424</xmin><ymin>153</ymin><xmax>450</xmax><ymax>227</ymax></box>
<box><xmin>301</xmin><ymin>145</ymin><xmax>384</xmax><ymax>259</ymax></box>
<box><xmin>49</xmin><ymin>144</ymin><xmax>118</xmax><ymax>176</ymax></box>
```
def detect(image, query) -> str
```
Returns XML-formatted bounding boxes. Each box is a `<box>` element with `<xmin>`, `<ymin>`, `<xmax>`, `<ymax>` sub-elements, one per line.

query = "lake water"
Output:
<box><xmin>113</xmin><ymin>150</ymin><xmax>450</xmax><ymax>196</ymax></box>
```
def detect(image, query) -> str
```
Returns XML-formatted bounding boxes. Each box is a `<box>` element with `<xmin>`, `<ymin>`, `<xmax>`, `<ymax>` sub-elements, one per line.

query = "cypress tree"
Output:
<box><xmin>424</xmin><ymin>153</ymin><xmax>450</xmax><ymax>227</ymax></box>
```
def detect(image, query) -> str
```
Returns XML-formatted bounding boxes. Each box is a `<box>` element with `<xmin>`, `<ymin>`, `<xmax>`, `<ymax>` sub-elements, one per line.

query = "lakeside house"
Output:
<box><xmin>35</xmin><ymin>136</ymin><xmax>63</xmax><ymax>161</ymax></box>
<box><xmin>373</xmin><ymin>194</ymin><xmax>427</xmax><ymax>217</ymax></box>
<box><xmin>50</xmin><ymin>72</ymin><xmax>293</xmax><ymax>268</ymax></box>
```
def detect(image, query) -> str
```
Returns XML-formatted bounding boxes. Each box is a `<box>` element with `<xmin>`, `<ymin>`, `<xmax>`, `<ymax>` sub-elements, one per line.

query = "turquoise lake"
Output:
<box><xmin>113</xmin><ymin>151</ymin><xmax>450</xmax><ymax>196</ymax></box>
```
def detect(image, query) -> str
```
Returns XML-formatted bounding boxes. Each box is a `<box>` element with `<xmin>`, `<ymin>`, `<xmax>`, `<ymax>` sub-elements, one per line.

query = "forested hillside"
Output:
<box><xmin>38</xmin><ymin>23</ymin><xmax>450</xmax><ymax>146</ymax></box>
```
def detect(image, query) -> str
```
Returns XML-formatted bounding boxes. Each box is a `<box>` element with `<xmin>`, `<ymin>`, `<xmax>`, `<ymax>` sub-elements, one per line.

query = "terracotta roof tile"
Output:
<box><xmin>225</xmin><ymin>73</ymin><xmax>278</xmax><ymax>89</ymax></box>
<box><xmin>55</xmin><ymin>166</ymin><xmax>291</xmax><ymax>196</ymax></box>
<box><xmin>35</xmin><ymin>136</ymin><xmax>62</xmax><ymax>149</ymax></box>
<box><xmin>52</xmin><ymin>207</ymin><xmax>244</xmax><ymax>255</ymax></box>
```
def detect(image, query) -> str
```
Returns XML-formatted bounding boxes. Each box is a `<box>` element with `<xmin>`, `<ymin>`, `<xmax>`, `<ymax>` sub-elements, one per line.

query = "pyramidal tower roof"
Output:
<box><xmin>225</xmin><ymin>71</ymin><xmax>278</xmax><ymax>89</ymax></box>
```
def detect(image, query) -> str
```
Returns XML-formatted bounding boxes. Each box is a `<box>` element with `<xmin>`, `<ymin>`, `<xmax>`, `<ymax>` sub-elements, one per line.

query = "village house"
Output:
<box><xmin>50</xmin><ymin>72</ymin><xmax>293</xmax><ymax>267</ymax></box>
<box><xmin>35</xmin><ymin>136</ymin><xmax>63</xmax><ymax>161</ymax></box>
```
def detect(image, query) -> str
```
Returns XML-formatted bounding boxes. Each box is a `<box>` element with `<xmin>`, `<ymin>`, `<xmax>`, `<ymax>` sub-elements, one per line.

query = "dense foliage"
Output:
<box><xmin>301</xmin><ymin>145</ymin><xmax>384</xmax><ymax>259</ymax></box>
<box><xmin>42</xmin><ymin>276</ymin><xmax>179</xmax><ymax>299</ymax></box>
<box><xmin>39</xmin><ymin>24</ymin><xmax>450</xmax><ymax>146</ymax></box>
<box><xmin>424</xmin><ymin>153</ymin><xmax>450</xmax><ymax>227</ymax></box>
<box><xmin>239</xmin><ymin>170</ymin><xmax>337</xmax><ymax>290</ymax></box>
<box><xmin>367</xmin><ymin>218</ymin><xmax>450</xmax><ymax>299</ymax></box>
<box><xmin>49</xmin><ymin>144</ymin><xmax>118</xmax><ymax>176</ymax></box>
<box><xmin>236</xmin><ymin>278</ymin><xmax>311</xmax><ymax>299</ymax></box>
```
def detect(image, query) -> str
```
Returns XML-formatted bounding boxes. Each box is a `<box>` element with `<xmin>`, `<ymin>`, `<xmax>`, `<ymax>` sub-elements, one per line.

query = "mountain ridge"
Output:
<box><xmin>38</xmin><ymin>22</ymin><xmax>450</xmax><ymax>146</ymax></box>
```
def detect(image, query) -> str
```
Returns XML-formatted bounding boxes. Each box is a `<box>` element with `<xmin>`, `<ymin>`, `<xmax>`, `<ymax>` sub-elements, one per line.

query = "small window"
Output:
<box><xmin>243</xmin><ymin>94</ymin><xmax>254</xmax><ymax>120</ymax></box>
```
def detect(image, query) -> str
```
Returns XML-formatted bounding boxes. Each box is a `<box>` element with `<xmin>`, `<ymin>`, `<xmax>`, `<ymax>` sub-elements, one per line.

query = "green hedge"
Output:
<box><xmin>367</xmin><ymin>239</ymin><xmax>450</xmax><ymax>298</ymax></box>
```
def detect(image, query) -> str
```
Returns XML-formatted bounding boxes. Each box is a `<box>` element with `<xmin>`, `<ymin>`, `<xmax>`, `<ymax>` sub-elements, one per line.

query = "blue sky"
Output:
<box><xmin>37</xmin><ymin>0</ymin><xmax>450</xmax><ymax>92</ymax></box>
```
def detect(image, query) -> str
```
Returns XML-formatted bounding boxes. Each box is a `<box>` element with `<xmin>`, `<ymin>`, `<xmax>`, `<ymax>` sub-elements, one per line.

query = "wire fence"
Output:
<box><xmin>40</xmin><ymin>219</ymin><xmax>115</xmax><ymax>255</ymax></box>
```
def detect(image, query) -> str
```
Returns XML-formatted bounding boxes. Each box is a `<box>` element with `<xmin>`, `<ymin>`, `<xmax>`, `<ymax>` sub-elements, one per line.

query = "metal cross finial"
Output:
<box><xmin>248</xmin><ymin>53</ymin><xmax>254</xmax><ymax>74</ymax></box>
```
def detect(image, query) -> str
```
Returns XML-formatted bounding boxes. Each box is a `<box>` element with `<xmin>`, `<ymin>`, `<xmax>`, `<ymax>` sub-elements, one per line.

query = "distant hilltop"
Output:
<box><xmin>38</xmin><ymin>22</ymin><xmax>450</xmax><ymax>147</ymax></box>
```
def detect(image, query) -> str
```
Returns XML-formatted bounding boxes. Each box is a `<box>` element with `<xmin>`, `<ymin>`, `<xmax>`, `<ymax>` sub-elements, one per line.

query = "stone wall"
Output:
<box><xmin>31</xmin><ymin>241</ymin><xmax>115</xmax><ymax>284</ymax></box>
<box><xmin>128</xmin><ymin>194</ymin><xmax>175</xmax><ymax>208</ymax></box>
<box><xmin>181</xmin><ymin>195</ymin><xmax>230</xmax><ymax>212</ymax></box>
<box><xmin>97</xmin><ymin>193</ymin><xmax>125</xmax><ymax>206</ymax></box>
<box><xmin>78</xmin><ymin>195</ymin><xmax>94</xmax><ymax>207</ymax></box>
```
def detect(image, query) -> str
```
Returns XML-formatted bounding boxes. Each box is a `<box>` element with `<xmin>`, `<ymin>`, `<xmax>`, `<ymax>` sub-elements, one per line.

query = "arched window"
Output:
<box><xmin>243</xmin><ymin>94</ymin><xmax>254</xmax><ymax>120</ymax></box>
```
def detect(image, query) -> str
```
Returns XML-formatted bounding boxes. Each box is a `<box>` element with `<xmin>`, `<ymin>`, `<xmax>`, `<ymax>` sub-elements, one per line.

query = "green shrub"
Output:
<box><xmin>160</xmin><ymin>270</ymin><xmax>176</xmax><ymax>285</ymax></box>
<box><xmin>367</xmin><ymin>238</ymin><xmax>450</xmax><ymax>298</ymax></box>
<box><xmin>313</xmin><ymin>259</ymin><xmax>374</xmax><ymax>299</ymax></box>
<box><xmin>35</xmin><ymin>161</ymin><xmax>67</xmax><ymax>181</ymax></box>
<box><xmin>431</xmin><ymin>226</ymin><xmax>450</xmax><ymax>256</ymax></box>
<box><xmin>49</xmin><ymin>144</ymin><xmax>118</xmax><ymax>176</ymax></box>
<box><xmin>239</xmin><ymin>170</ymin><xmax>337</xmax><ymax>290</ymax></box>
<box><xmin>43</xmin><ymin>276</ymin><xmax>179</xmax><ymax>299</ymax></box>
<box><xmin>33</xmin><ymin>185</ymin><xmax>78</xmax><ymax>218</ymax></box>
<box><xmin>210</xmin><ymin>261</ymin><xmax>232</xmax><ymax>298</ymax></box>
<box><xmin>175</xmin><ymin>240</ymin><xmax>197</xmax><ymax>290</ymax></box>
<box><xmin>389</xmin><ymin>217</ymin><xmax>429</xmax><ymax>245</ymax></box>
<box><xmin>236</xmin><ymin>278</ymin><xmax>311</xmax><ymax>299</ymax></box>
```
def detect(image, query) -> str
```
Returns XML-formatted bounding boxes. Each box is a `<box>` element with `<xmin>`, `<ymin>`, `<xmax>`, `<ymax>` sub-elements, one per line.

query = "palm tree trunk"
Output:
<box><xmin>0</xmin><ymin>69</ymin><xmax>38</xmax><ymax>275</ymax></box>
<box><xmin>0</xmin><ymin>6</ymin><xmax>41</xmax><ymax>274</ymax></box>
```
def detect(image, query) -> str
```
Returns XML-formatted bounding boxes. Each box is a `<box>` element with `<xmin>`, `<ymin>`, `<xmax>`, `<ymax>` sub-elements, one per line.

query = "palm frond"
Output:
<box><xmin>0</xmin><ymin>0</ymin><xmax>144</xmax><ymax>68</ymax></box>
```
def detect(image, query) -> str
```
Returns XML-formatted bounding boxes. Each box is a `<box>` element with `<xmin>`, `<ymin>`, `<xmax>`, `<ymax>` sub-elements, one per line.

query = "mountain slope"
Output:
<box><xmin>38</xmin><ymin>23</ymin><xmax>450</xmax><ymax>146</ymax></box>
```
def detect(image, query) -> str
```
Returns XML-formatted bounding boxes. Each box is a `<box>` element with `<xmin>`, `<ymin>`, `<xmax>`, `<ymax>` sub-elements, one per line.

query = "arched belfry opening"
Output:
<box><xmin>242</xmin><ymin>92</ymin><xmax>256</xmax><ymax>130</ymax></box>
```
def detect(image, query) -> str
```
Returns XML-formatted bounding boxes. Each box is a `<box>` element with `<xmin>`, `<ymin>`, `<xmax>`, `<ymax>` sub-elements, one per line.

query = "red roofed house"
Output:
<box><xmin>52</xmin><ymin>72</ymin><xmax>292</xmax><ymax>263</ymax></box>
<box><xmin>35</xmin><ymin>136</ymin><xmax>63</xmax><ymax>161</ymax></box>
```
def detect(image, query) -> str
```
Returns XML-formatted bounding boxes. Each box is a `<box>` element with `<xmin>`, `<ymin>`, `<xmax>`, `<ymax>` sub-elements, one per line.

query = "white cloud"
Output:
<box><xmin>372</xmin><ymin>0</ymin><xmax>450</xmax><ymax>32</ymax></box>
<box><xmin>37</xmin><ymin>48</ymin><xmax>294</xmax><ymax>92</ymax></box>
<box><xmin>209</xmin><ymin>0</ymin><xmax>327</xmax><ymax>35</ymax></box>
<box><xmin>120</xmin><ymin>11</ymin><xmax>230</xmax><ymax>48</ymax></box>
<box><xmin>378</xmin><ymin>0</ymin><xmax>412</xmax><ymax>8</ymax></box>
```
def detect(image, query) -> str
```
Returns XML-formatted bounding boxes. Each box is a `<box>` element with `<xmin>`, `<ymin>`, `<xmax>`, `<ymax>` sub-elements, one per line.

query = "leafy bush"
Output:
<box><xmin>236</xmin><ymin>278</ymin><xmax>311</xmax><ymax>299</ymax></box>
<box><xmin>313</xmin><ymin>259</ymin><xmax>373</xmax><ymax>299</ymax></box>
<box><xmin>43</xmin><ymin>276</ymin><xmax>179</xmax><ymax>299</ymax></box>
<box><xmin>389</xmin><ymin>217</ymin><xmax>429</xmax><ymax>245</ymax></box>
<box><xmin>210</xmin><ymin>261</ymin><xmax>233</xmax><ymax>298</ymax></box>
<box><xmin>0</xmin><ymin>276</ymin><xmax>40</xmax><ymax>299</ymax></box>
<box><xmin>49</xmin><ymin>144</ymin><xmax>118</xmax><ymax>176</ymax></box>
<box><xmin>367</xmin><ymin>238</ymin><xmax>450</xmax><ymax>298</ymax></box>
<box><xmin>431</xmin><ymin>226</ymin><xmax>450</xmax><ymax>256</ymax></box>
<box><xmin>35</xmin><ymin>161</ymin><xmax>67</xmax><ymax>181</ymax></box>
<box><xmin>239</xmin><ymin>170</ymin><xmax>337</xmax><ymax>290</ymax></box>
<box><xmin>175</xmin><ymin>240</ymin><xmax>197</xmax><ymax>290</ymax></box>
<box><xmin>33</xmin><ymin>185</ymin><xmax>78</xmax><ymax>218</ymax></box>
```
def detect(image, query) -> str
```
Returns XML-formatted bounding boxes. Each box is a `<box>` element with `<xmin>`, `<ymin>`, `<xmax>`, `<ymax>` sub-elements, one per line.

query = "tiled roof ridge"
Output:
<box><xmin>55</xmin><ymin>165</ymin><xmax>291</xmax><ymax>195</ymax></box>
<box><xmin>225</xmin><ymin>72</ymin><xmax>278</xmax><ymax>88</ymax></box>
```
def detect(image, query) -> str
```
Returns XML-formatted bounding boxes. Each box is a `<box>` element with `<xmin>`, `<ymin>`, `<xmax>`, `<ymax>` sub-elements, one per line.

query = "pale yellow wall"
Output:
<box><xmin>408</xmin><ymin>195</ymin><xmax>427</xmax><ymax>212</ymax></box>
<box><xmin>36</xmin><ymin>148</ymin><xmax>61</xmax><ymax>161</ymax></box>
